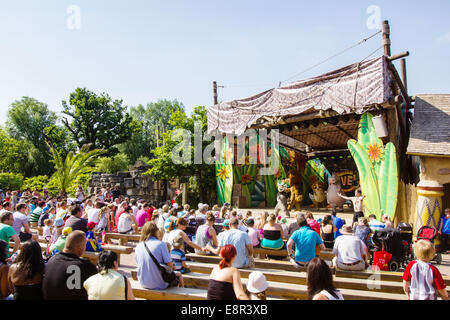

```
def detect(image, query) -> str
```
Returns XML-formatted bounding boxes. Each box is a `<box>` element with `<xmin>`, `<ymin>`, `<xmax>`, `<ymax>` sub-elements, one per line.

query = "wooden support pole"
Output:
<box><xmin>382</xmin><ymin>20</ymin><xmax>391</xmax><ymax>56</ymax></box>
<box><xmin>213</xmin><ymin>81</ymin><xmax>218</xmax><ymax>105</ymax></box>
<box><xmin>387</xmin><ymin>51</ymin><xmax>410</xmax><ymax>61</ymax></box>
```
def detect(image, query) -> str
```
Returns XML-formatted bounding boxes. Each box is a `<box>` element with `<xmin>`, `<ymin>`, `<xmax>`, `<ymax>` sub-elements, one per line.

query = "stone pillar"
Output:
<box><xmin>415</xmin><ymin>180</ymin><xmax>444</xmax><ymax>247</ymax></box>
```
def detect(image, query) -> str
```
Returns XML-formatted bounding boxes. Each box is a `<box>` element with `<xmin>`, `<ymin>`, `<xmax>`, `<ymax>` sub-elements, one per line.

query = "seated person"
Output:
<box><xmin>170</xmin><ymin>234</ymin><xmax>191</xmax><ymax>274</ymax></box>
<box><xmin>332</xmin><ymin>225</ymin><xmax>369</xmax><ymax>271</ymax></box>
<box><xmin>260</xmin><ymin>213</ymin><xmax>284</xmax><ymax>250</ymax></box>
<box><xmin>50</xmin><ymin>227</ymin><xmax>73</xmax><ymax>255</ymax></box>
<box><xmin>287</xmin><ymin>214</ymin><xmax>324</xmax><ymax>268</ymax></box>
<box><xmin>85</xmin><ymin>222</ymin><xmax>103</xmax><ymax>252</ymax></box>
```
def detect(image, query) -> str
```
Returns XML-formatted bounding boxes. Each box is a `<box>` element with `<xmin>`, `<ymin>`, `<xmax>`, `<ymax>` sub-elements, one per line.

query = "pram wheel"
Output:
<box><xmin>435</xmin><ymin>253</ymin><xmax>442</xmax><ymax>265</ymax></box>
<box><xmin>389</xmin><ymin>260</ymin><xmax>399</xmax><ymax>272</ymax></box>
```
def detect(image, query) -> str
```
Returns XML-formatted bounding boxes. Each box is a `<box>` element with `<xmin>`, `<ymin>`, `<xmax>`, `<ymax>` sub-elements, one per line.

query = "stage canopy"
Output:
<box><xmin>207</xmin><ymin>56</ymin><xmax>395</xmax><ymax>141</ymax></box>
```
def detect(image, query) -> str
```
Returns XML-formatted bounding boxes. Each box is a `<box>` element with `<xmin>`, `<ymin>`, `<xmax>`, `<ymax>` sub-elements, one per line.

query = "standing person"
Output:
<box><xmin>307</xmin><ymin>257</ymin><xmax>344</xmax><ymax>300</ymax></box>
<box><xmin>287</xmin><ymin>214</ymin><xmax>324</xmax><ymax>268</ymax></box>
<box><xmin>402</xmin><ymin>240</ymin><xmax>448</xmax><ymax>300</ymax></box>
<box><xmin>135</xmin><ymin>221</ymin><xmax>184</xmax><ymax>290</ymax></box>
<box><xmin>42</xmin><ymin>231</ymin><xmax>98</xmax><ymax>300</ymax></box>
<box><xmin>438</xmin><ymin>208</ymin><xmax>450</xmax><ymax>254</ymax></box>
<box><xmin>207</xmin><ymin>244</ymin><xmax>249</xmax><ymax>300</ymax></box>
<box><xmin>83</xmin><ymin>250</ymin><xmax>135</xmax><ymax>300</ymax></box>
<box><xmin>7</xmin><ymin>240</ymin><xmax>45</xmax><ymax>300</ymax></box>
<box><xmin>320</xmin><ymin>215</ymin><xmax>336</xmax><ymax>249</ymax></box>
<box><xmin>332</xmin><ymin>225</ymin><xmax>369</xmax><ymax>271</ymax></box>
<box><xmin>337</xmin><ymin>189</ymin><xmax>366</xmax><ymax>225</ymax></box>
<box><xmin>65</xmin><ymin>205</ymin><xmax>88</xmax><ymax>233</ymax></box>
<box><xmin>205</xmin><ymin>218</ymin><xmax>254</xmax><ymax>269</ymax></box>
<box><xmin>0</xmin><ymin>211</ymin><xmax>20</xmax><ymax>258</ymax></box>
<box><xmin>194</xmin><ymin>212</ymin><xmax>218</xmax><ymax>255</ymax></box>
<box><xmin>12</xmin><ymin>203</ymin><xmax>38</xmax><ymax>242</ymax></box>
<box><xmin>0</xmin><ymin>240</ymin><xmax>13</xmax><ymax>299</ymax></box>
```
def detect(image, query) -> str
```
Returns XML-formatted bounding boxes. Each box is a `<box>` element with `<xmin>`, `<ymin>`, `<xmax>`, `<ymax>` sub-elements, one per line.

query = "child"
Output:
<box><xmin>245</xmin><ymin>271</ymin><xmax>268</xmax><ymax>300</ymax></box>
<box><xmin>402</xmin><ymin>239</ymin><xmax>448</xmax><ymax>300</ymax></box>
<box><xmin>42</xmin><ymin>219</ymin><xmax>53</xmax><ymax>240</ymax></box>
<box><xmin>86</xmin><ymin>222</ymin><xmax>103</xmax><ymax>252</ymax></box>
<box><xmin>50</xmin><ymin>227</ymin><xmax>72</xmax><ymax>255</ymax></box>
<box><xmin>279</xmin><ymin>217</ymin><xmax>289</xmax><ymax>240</ymax></box>
<box><xmin>170</xmin><ymin>234</ymin><xmax>190</xmax><ymax>274</ymax></box>
<box><xmin>50</xmin><ymin>218</ymin><xmax>65</xmax><ymax>245</ymax></box>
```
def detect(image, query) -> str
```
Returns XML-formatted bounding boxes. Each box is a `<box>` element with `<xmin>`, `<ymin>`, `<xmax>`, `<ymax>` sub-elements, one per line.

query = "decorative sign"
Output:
<box><xmin>336</xmin><ymin>170</ymin><xmax>359</xmax><ymax>193</ymax></box>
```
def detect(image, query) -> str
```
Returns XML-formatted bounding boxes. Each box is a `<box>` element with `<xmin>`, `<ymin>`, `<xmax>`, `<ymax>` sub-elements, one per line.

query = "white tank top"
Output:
<box><xmin>319</xmin><ymin>289</ymin><xmax>344</xmax><ymax>300</ymax></box>
<box><xmin>118</xmin><ymin>213</ymin><xmax>133</xmax><ymax>233</ymax></box>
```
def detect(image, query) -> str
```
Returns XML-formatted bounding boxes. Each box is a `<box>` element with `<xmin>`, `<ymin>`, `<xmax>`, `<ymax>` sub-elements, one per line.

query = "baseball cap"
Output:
<box><xmin>223</xmin><ymin>219</ymin><xmax>230</xmax><ymax>227</ymax></box>
<box><xmin>53</xmin><ymin>218</ymin><xmax>64</xmax><ymax>227</ymax></box>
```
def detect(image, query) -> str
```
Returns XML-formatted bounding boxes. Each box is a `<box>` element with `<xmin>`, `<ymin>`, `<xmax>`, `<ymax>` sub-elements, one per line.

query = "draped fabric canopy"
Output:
<box><xmin>207</xmin><ymin>56</ymin><xmax>394</xmax><ymax>135</ymax></box>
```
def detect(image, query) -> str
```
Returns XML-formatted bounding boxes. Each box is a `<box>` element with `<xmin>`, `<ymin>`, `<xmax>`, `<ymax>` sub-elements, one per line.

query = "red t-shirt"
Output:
<box><xmin>402</xmin><ymin>260</ymin><xmax>446</xmax><ymax>300</ymax></box>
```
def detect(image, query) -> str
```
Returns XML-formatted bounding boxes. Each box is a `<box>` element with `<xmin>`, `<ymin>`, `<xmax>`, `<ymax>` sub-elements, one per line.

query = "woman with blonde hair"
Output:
<box><xmin>135</xmin><ymin>222</ymin><xmax>184</xmax><ymax>290</ymax></box>
<box><xmin>255</xmin><ymin>211</ymin><xmax>269</xmax><ymax>239</ymax></box>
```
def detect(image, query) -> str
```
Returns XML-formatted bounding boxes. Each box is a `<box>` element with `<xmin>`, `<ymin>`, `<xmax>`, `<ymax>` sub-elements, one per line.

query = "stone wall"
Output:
<box><xmin>86</xmin><ymin>160</ymin><xmax>167</xmax><ymax>203</ymax></box>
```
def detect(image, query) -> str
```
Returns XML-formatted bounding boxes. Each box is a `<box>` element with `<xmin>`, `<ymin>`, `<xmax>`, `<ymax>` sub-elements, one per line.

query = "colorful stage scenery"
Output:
<box><xmin>209</xmin><ymin>55</ymin><xmax>411</xmax><ymax>222</ymax></box>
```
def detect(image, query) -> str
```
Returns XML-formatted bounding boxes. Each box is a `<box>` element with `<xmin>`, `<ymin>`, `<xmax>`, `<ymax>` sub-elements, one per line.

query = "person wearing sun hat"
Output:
<box><xmin>245</xmin><ymin>271</ymin><xmax>269</xmax><ymax>300</ymax></box>
<box><xmin>331</xmin><ymin>225</ymin><xmax>369</xmax><ymax>271</ymax></box>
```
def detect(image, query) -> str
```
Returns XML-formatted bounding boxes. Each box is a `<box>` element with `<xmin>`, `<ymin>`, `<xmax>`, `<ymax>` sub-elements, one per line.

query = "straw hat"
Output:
<box><xmin>340</xmin><ymin>225</ymin><xmax>354</xmax><ymax>235</ymax></box>
<box><xmin>246</xmin><ymin>271</ymin><xmax>269</xmax><ymax>293</ymax></box>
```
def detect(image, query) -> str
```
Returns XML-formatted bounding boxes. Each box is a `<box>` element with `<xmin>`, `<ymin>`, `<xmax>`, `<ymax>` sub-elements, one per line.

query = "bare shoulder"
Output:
<box><xmin>312</xmin><ymin>293</ymin><xmax>329</xmax><ymax>300</ymax></box>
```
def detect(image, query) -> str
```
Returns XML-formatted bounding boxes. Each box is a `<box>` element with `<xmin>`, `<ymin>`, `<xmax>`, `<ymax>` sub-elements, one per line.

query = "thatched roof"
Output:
<box><xmin>407</xmin><ymin>94</ymin><xmax>450</xmax><ymax>157</ymax></box>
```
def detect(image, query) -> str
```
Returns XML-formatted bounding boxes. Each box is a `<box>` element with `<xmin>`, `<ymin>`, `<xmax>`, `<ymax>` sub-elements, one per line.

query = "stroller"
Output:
<box><xmin>414</xmin><ymin>225</ymin><xmax>442</xmax><ymax>264</ymax></box>
<box><xmin>397</xmin><ymin>222</ymin><xmax>414</xmax><ymax>263</ymax></box>
<box><xmin>372</xmin><ymin>228</ymin><xmax>409</xmax><ymax>271</ymax></box>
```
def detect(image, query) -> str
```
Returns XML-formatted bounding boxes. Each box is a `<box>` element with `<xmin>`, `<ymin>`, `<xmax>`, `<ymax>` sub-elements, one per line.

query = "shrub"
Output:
<box><xmin>22</xmin><ymin>175</ymin><xmax>49</xmax><ymax>192</ymax></box>
<box><xmin>0</xmin><ymin>173</ymin><xmax>25</xmax><ymax>191</ymax></box>
<box><xmin>95</xmin><ymin>153</ymin><xmax>129</xmax><ymax>174</ymax></box>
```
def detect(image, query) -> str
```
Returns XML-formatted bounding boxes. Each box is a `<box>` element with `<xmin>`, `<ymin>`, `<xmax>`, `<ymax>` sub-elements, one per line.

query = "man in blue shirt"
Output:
<box><xmin>332</xmin><ymin>210</ymin><xmax>345</xmax><ymax>239</ymax></box>
<box><xmin>439</xmin><ymin>208</ymin><xmax>450</xmax><ymax>253</ymax></box>
<box><xmin>287</xmin><ymin>214</ymin><xmax>324</xmax><ymax>267</ymax></box>
<box><xmin>206</xmin><ymin>217</ymin><xmax>253</xmax><ymax>268</ymax></box>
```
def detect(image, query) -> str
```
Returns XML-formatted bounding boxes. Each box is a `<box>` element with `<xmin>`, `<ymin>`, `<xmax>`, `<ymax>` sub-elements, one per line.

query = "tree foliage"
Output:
<box><xmin>22</xmin><ymin>175</ymin><xmax>49</xmax><ymax>192</ymax></box>
<box><xmin>95</xmin><ymin>153</ymin><xmax>130</xmax><ymax>174</ymax></box>
<box><xmin>49</xmin><ymin>143</ymin><xmax>105</xmax><ymax>195</ymax></box>
<box><xmin>0</xmin><ymin>173</ymin><xmax>25</xmax><ymax>191</ymax></box>
<box><xmin>0</xmin><ymin>128</ymin><xmax>29</xmax><ymax>174</ymax></box>
<box><xmin>119</xmin><ymin>99</ymin><xmax>185</xmax><ymax>164</ymax></box>
<box><xmin>62</xmin><ymin>88</ymin><xmax>139</xmax><ymax>156</ymax></box>
<box><xmin>6</xmin><ymin>97</ymin><xmax>58</xmax><ymax>175</ymax></box>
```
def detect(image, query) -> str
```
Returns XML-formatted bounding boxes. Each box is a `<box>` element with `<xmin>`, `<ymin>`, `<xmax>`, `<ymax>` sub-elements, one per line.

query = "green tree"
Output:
<box><xmin>0</xmin><ymin>128</ymin><xmax>29</xmax><ymax>174</ymax></box>
<box><xmin>61</xmin><ymin>88</ymin><xmax>139</xmax><ymax>156</ymax></box>
<box><xmin>6</xmin><ymin>97</ymin><xmax>58</xmax><ymax>175</ymax></box>
<box><xmin>49</xmin><ymin>143</ymin><xmax>105</xmax><ymax>196</ymax></box>
<box><xmin>95</xmin><ymin>153</ymin><xmax>130</xmax><ymax>174</ymax></box>
<box><xmin>43</xmin><ymin>124</ymin><xmax>77</xmax><ymax>159</ymax></box>
<box><xmin>0</xmin><ymin>173</ymin><xmax>24</xmax><ymax>191</ymax></box>
<box><xmin>145</xmin><ymin>106</ymin><xmax>216</xmax><ymax>204</ymax></box>
<box><xmin>119</xmin><ymin>99</ymin><xmax>185</xmax><ymax>164</ymax></box>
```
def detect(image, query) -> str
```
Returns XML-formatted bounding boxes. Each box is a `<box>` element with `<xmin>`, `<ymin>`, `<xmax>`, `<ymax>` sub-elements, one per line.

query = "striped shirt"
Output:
<box><xmin>170</xmin><ymin>249</ymin><xmax>186</xmax><ymax>272</ymax></box>
<box><xmin>402</xmin><ymin>260</ymin><xmax>446</xmax><ymax>300</ymax></box>
<box><xmin>29</xmin><ymin>207</ymin><xmax>43</xmax><ymax>223</ymax></box>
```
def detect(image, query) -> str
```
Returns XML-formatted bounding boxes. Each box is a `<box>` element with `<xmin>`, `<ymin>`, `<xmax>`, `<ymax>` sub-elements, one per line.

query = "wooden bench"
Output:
<box><xmin>129</xmin><ymin>270</ymin><xmax>407</xmax><ymax>300</ymax></box>
<box><xmin>130</xmin><ymin>279</ymin><xmax>206</xmax><ymax>300</ymax></box>
<box><xmin>103</xmin><ymin>233</ymin><xmax>141</xmax><ymax>246</ymax></box>
<box><xmin>253</xmin><ymin>247</ymin><xmax>334</xmax><ymax>260</ymax></box>
<box><xmin>10</xmin><ymin>240</ymin><xmax>132</xmax><ymax>266</ymax></box>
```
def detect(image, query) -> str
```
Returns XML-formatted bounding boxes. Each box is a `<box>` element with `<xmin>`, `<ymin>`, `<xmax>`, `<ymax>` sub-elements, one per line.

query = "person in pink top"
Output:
<box><xmin>136</xmin><ymin>203</ymin><xmax>151</xmax><ymax>228</ymax></box>
<box><xmin>245</xmin><ymin>218</ymin><xmax>260</xmax><ymax>247</ymax></box>
<box><xmin>306</xmin><ymin>212</ymin><xmax>320</xmax><ymax>235</ymax></box>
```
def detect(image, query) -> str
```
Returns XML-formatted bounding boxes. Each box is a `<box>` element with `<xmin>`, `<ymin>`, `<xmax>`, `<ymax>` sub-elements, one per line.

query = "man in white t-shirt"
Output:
<box><xmin>332</xmin><ymin>225</ymin><xmax>369</xmax><ymax>271</ymax></box>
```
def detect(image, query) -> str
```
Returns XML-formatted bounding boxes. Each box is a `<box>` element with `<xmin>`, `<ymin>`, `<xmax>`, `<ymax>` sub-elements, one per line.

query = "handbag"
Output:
<box><xmin>143</xmin><ymin>242</ymin><xmax>179</xmax><ymax>286</ymax></box>
<box><xmin>372</xmin><ymin>243</ymin><xmax>392</xmax><ymax>271</ymax></box>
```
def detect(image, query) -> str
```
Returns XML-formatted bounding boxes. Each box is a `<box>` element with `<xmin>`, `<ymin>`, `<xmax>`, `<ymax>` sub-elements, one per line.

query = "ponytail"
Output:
<box><xmin>219</xmin><ymin>244</ymin><xmax>236</xmax><ymax>269</ymax></box>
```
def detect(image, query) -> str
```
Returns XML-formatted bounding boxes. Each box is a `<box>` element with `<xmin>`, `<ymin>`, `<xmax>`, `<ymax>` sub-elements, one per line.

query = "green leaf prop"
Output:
<box><xmin>347</xmin><ymin>139</ymin><xmax>381</xmax><ymax>218</ymax></box>
<box><xmin>378</xmin><ymin>142</ymin><xmax>398</xmax><ymax>218</ymax></box>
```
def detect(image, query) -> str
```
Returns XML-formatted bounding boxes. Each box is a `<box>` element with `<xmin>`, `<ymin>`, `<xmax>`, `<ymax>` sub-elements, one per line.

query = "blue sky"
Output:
<box><xmin>0</xmin><ymin>0</ymin><xmax>449</xmax><ymax>124</ymax></box>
